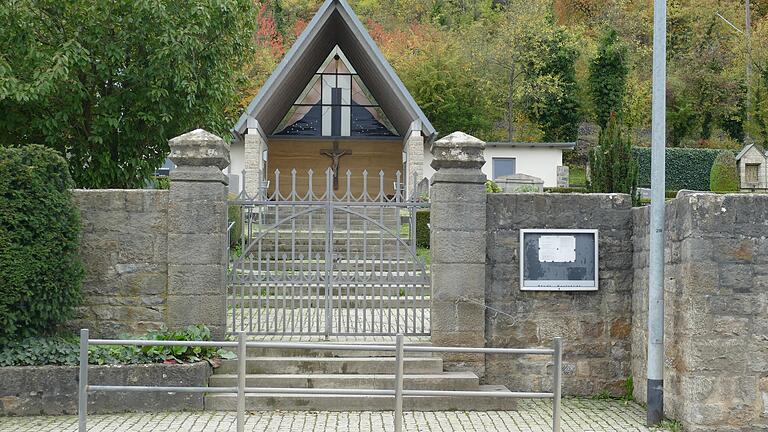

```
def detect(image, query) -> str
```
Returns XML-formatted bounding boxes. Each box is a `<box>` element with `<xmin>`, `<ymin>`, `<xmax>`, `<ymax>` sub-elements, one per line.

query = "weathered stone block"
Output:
<box><xmin>167</xmin><ymin>264</ymin><xmax>226</xmax><ymax>296</ymax></box>
<box><xmin>431</xmin><ymin>263</ymin><xmax>484</xmax><ymax>300</ymax></box>
<box><xmin>167</xmin><ymin>233</ymin><xmax>226</xmax><ymax>265</ymax></box>
<box><xmin>431</xmin><ymin>230</ymin><xmax>486</xmax><ymax>264</ymax></box>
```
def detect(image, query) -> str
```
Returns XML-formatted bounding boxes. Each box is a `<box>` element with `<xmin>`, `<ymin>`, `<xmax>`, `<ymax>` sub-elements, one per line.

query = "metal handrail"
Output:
<box><xmin>78</xmin><ymin>329</ymin><xmax>563</xmax><ymax>432</ymax></box>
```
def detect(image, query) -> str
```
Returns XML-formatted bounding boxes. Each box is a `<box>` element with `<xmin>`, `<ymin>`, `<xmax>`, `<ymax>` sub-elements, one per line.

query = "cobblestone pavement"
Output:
<box><xmin>0</xmin><ymin>399</ymin><xmax>671</xmax><ymax>432</ymax></box>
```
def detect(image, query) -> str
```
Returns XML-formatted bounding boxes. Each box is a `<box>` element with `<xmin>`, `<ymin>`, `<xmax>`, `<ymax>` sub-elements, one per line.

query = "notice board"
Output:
<box><xmin>519</xmin><ymin>229</ymin><xmax>599</xmax><ymax>291</ymax></box>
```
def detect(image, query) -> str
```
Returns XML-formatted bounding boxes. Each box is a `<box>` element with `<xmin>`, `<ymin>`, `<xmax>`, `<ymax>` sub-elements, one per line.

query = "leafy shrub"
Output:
<box><xmin>633</xmin><ymin>147</ymin><xmax>735</xmax><ymax>191</ymax></box>
<box><xmin>709</xmin><ymin>151</ymin><xmax>739</xmax><ymax>192</ymax></box>
<box><xmin>545</xmin><ymin>187</ymin><xmax>590</xmax><ymax>193</ymax></box>
<box><xmin>227</xmin><ymin>193</ymin><xmax>242</xmax><ymax>248</ymax></box>
<box><xmin>0</xmin><ymin>325</ymin><xmax>234</xmax><ymax>366</ymax></box>
<box><xmin>0</xmin><ymin>145</ymin><xmax>84</xmax><ymax>344</ymax></box>
<box><xmin>485</xmin><ymin>179</ymin><xmax>502</xmax><ymax>193</ymax></box>
<box><xmin>416</xmin><ymin>210</ymin><xmax>430</xmax><ymax>249</ymax></box>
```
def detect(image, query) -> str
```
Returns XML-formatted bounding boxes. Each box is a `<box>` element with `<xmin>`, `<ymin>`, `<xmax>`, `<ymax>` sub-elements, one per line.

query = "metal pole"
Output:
<box><xmin>552</xmin><ymin>337</ymin><xmax>562</xmax><ymax>432</ymax></box>
<box><xmin>237</xmin><ymin>332</ymin><xmax>246</xmax><ymax>432</ymax></box>
<box><xmin>745</xmin><ymin>0</ymin><xmax>752</xmax><ymax>142</ymax></box>
<box><xmin>394</xmin><ymin>333</ymin><xmax>405</xmax><ymax>432</ymax></box>
<box><xmin>78</xmin><ymin>329</ymin><xmax>89</xmax><ymax>432</ymax></box>
<box><xmin>648</xmin><ymin>0</ymin><xmax>667</xmax><ymax>425</ymax></box>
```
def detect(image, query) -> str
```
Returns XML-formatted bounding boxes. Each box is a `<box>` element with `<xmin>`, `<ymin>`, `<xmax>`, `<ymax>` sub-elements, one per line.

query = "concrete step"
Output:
<box><xmin>230</xmin><ymin>296</ymin><xmax>429</xmax><ymax>309</ymax></box>
<box><xmin>215</xmin><ymin>356</ymin><xmax>443</xmax><ymax>375</ymax></box>
<box><xmin>208</xmin><ymin>371</ymin><xmax>478</xmax><ymax>390</ymax></box>
<box><xmin>243</xmin><ymin>344</ymin><xmax>434</xmax><ymax>358</ymax></box>
<box><xmin>204</xmin><ymin>385</ymin><xmax>517</xmax><ymax>411</ymax></box>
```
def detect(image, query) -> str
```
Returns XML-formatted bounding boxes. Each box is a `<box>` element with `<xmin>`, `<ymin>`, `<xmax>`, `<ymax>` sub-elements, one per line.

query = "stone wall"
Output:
<box><xmin>485</xmin><ymin>193</ymin><xmax>634</xmax><ymax>396</ymax></box>
<box><xmin>70</xmin><ymin>190</ymin><xmax>169</xmax><ymax>337</ymax></box>
<box><xmin>0</xmin><ymin>363</ymin><xmax>211</xmax><ymax>415</ymax></box>
<box><xmin>67</xmin><ymin>129</ymin><xmax>229</xmax><ymax>338</ymax></box>
<box><xmin>631</xmin><ymin>194</ymin><xmax>768</xmax><ymax>432</ymax></box>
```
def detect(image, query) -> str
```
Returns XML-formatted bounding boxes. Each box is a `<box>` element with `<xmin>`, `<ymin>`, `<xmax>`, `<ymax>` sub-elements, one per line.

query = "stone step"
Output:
<box><xmin>215</xmin><ymin>356</ymin><xmax>443</xmax><ymax>375</ymax></box>
<box><xmin>230</xmin><ymin>296</ymin><xmax>430</xmax><ymax>308</ymax></box>
<box><xmin>243</xmin><ymin>343</ymin><xmax>434</xmax><ymax>358</ymax></box>
<box><xmin>208</xmin><ymin>371</ymin><xmax>478</xmax><ymax>390</ymax></box>
<box><xmin>204</xmin><ymin>385</ymin><xmax>517</xmax><ymax>411</ymax></box>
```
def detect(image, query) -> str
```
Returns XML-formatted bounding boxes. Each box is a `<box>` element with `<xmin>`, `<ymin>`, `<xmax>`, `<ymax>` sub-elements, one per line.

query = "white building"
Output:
<box><xmin>423</xmin><ymin>141</ymin><xmax>575</xmax><ymax>188</ymax></box>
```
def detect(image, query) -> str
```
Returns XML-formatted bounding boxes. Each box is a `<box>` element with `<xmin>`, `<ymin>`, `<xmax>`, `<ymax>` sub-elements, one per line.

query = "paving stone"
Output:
<box><xmin>0</xmin><ymin>399</ymin><xmax>672</xmax><ymax>432</ymax></box>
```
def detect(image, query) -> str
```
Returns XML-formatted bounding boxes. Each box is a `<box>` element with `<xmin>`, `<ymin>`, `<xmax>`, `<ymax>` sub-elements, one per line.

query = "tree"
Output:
<box><xmin>375</xmin><ymin>24</ymin><xmax>495</xmax><ymax>137</ymax></box>
<box><xmin>467</xmin><ymin>0</ymin><xmax>574</xmax><ymax>141</ymax></box>
<box><xmin>526</xmin><ymin>27</ymin><xmax>581</xmax><ymax>141</ymax></box>
<box><xmin>588</xmin><ymin>27</ymin><xmax>629</xmax><ymax>129</ymax></box>
<box><xmin>709</xmin><ymin>150</ymin><xmax>739</xmax><ymax>192</ymax></box>
<box><xmin>589</xmin><ymin>115</ymin><xmax>638</xmax><ymax>202</ymax></box>
<box><xmin>0</xmin><ymin>0</ymin><xmax>256</xmax><ymax>188</ymax></box>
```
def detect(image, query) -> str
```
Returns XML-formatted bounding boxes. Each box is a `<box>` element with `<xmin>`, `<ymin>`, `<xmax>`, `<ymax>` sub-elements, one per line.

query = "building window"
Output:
<box><xmin>274</xmin><ymin>46</ymin><xmax>397</xmax><ymax>138</ymax></box>
<box><xmin>492</xmin><ymin>158</ymin><xmax>516</xmax><ymax>179</ymax></box>
<box><xmin>746</xmin><ymin>163</ymin><xmax>760</xmax><ymax>184</ymax></box>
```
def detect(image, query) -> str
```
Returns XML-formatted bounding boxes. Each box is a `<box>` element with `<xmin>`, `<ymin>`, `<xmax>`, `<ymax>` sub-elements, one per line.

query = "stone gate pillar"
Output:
<box><xmin>244</xmin><ymin>117</ymin><xmax>266</xmax><ymax>197</ymax></box>
<box><xmin>167</xmin><ymin>129</ymin><xmax>229</xmax><ymax>339</ymax></box>
<box><xmin>429</xmin><ymin>132</ymin><xmax>487</xmax><ymax>375</ymax></box>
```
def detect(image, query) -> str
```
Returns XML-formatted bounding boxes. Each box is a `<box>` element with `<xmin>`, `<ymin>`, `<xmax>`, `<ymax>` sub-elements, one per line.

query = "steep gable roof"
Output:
<box><xmin>232</xmin><ymin>0</ymin><xmax>435</xmax><ymax>141</ymax></box>
<box><xmin>736</xmin><ymin>143</ymin><xmax>765</xmax><ymax>161</ymax></box>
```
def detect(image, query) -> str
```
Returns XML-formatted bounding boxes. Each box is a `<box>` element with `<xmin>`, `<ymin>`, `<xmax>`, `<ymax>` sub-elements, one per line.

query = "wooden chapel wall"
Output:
<box><xmin>265</xmin><ymin>138</ymin><xmax>403</xmax><ymax>198</ymax></box>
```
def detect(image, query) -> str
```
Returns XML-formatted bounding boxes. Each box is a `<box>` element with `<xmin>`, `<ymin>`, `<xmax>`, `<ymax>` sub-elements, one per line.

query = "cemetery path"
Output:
<box><xmin>0</xmin><ymin>399</ymin><xmax>672</xmax><ymax>432</ymax></box>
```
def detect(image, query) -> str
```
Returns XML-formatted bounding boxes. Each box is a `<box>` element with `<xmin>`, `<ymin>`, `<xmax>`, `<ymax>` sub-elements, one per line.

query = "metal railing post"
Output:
<box><xmin>78</xmin><ymin>329</ymin><xmax>89</xmax><ymax>432</ymax></box>
<box><xmin>237</xmin><ymin>332</ymin><xmax>246</xmax><ymax>432</ymax></box>
<box><xmin>552</xmin><ymin>337</ymin><xmax>562</xmax><ymax>432</ymax></box>
<box><xmin>394</xmin><ymin>333</ymin><xmax>405</xmax><ymax>432</ymax></box>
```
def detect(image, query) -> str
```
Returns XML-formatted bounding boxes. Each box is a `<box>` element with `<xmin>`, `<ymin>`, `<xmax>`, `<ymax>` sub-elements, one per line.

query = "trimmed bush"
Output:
<box><xmin>709</xmin><ymin>151</ymin><xmax>740</xmax><ymax>192</ymax></box>
<box><xmin>633</xmin><ymin>147</ymin><xmax>735</xmax><ymax>191</ymax></box>
<box><xmin>0</xmin><ymin>145</ymin><xmax>84</xmax><ymax>343</ymax></box>
<box><xmin>416</xmin><ymin>210</ymin><xmax>430</xmax><ymax>249</ymax></box>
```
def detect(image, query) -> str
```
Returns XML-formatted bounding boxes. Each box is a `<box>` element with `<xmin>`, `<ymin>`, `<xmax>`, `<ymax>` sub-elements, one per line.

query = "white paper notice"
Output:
<box><xmin>538</xmin><ymin>235</ymin><xmax>576</xmax><ymax>263</ymax></box>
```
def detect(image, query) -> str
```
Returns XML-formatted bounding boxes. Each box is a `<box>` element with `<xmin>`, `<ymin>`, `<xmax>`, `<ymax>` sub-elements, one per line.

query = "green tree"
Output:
<box><xmin>588</xmin><ymin>27</ymin><xmax>629</xmax><ymax>129</ymax></box>
<box><xmin>589</xmin><ymin>115</ymin><xmax>638</xmax><ymax>202</ymax></box>
<box><xmin>0</xmin><ymin>0</ymin><xmax>256</xmax><ymax>188</ymax></box>
<box><xmin>709</xmin><ymin>150</ymin><xmax>739</xmax><ymax>192</ymax></box>
<box><xmin>526</xmin><ymin>28</ymin><xmax>581</xmax><ymax>141</ymax></box>
<box><xmin>468</xmin><ymin>0</ymin><xmax>574</xmax><ymax>141</ymax></box>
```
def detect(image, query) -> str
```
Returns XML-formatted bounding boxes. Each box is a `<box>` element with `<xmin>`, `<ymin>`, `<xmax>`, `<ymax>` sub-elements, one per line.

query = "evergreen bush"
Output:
<box><xmin>415</xmin><ymin>210</ymin><xmax>430</xmax><ymax>249</ymax></box>
<box><xmin>589</xmin><ymin>116</ymin><xmax>638</xmax><ymax>203</ymax></box>
<box><xmin>0</xmin><ymin>145</ymin><xmax>84</xmax><ymax>343</ymax></box>
<box><xmin>709</xmin><ymin>150</ymin><xmax>740</xmax><ymax>192</ymax></box>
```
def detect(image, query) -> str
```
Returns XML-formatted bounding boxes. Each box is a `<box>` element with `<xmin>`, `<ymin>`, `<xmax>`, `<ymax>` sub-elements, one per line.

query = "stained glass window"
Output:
<box><xmin>274</xmin><ymin>46</ymin><xmax>397</xmax><ymax>137</ymax></box>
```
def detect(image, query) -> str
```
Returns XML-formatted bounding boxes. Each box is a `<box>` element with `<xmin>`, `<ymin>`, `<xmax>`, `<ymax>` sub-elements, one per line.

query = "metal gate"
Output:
<box><xmin>227</xmin><ymin>168</ymin><xmax>430</xmax><ymax>337</ymax></box>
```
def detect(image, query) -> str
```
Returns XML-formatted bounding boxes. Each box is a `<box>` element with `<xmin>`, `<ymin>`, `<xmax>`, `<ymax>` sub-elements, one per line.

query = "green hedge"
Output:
<box><xmin>416</xmin><ymin>210</ymin><xmax>430</xmax><ymax>248</ymax></box>
<box><xmin>633</xmin><ymin>147</ymin><xmax>735</xmax><ymax>191</ymax></box>
<box><xmin>544</xmin><ymin>187</ymin><xmax>590</xmax><ymax>193</ymax></box>
<box><xmin>0</xmin><ymin>145</ymin><xmax>84</xmax><ymax>343</ymax></box>
<box><xmin>227</xmin><ymin>193</ymin><xmax>242</xmax><ymax>248</ymax></box>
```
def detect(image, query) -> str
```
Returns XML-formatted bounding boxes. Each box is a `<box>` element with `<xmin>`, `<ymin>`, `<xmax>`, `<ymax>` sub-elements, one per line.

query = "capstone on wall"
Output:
<box><xmin>485</xmin><ymin>193</ymin><xmax>634</xmax><ymax>396</ymax></box>
<box><xmin>70</xmin><ymin>190</ymin><xmax>169</xmax><ymax>337</ymax></box>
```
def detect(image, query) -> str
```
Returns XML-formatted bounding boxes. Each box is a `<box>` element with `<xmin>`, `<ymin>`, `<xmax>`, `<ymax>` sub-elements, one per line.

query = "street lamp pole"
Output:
<box><xmin>647</xmin><ymin>0</ymin><xmax>667</xmax><ymax>426</ymax></box>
